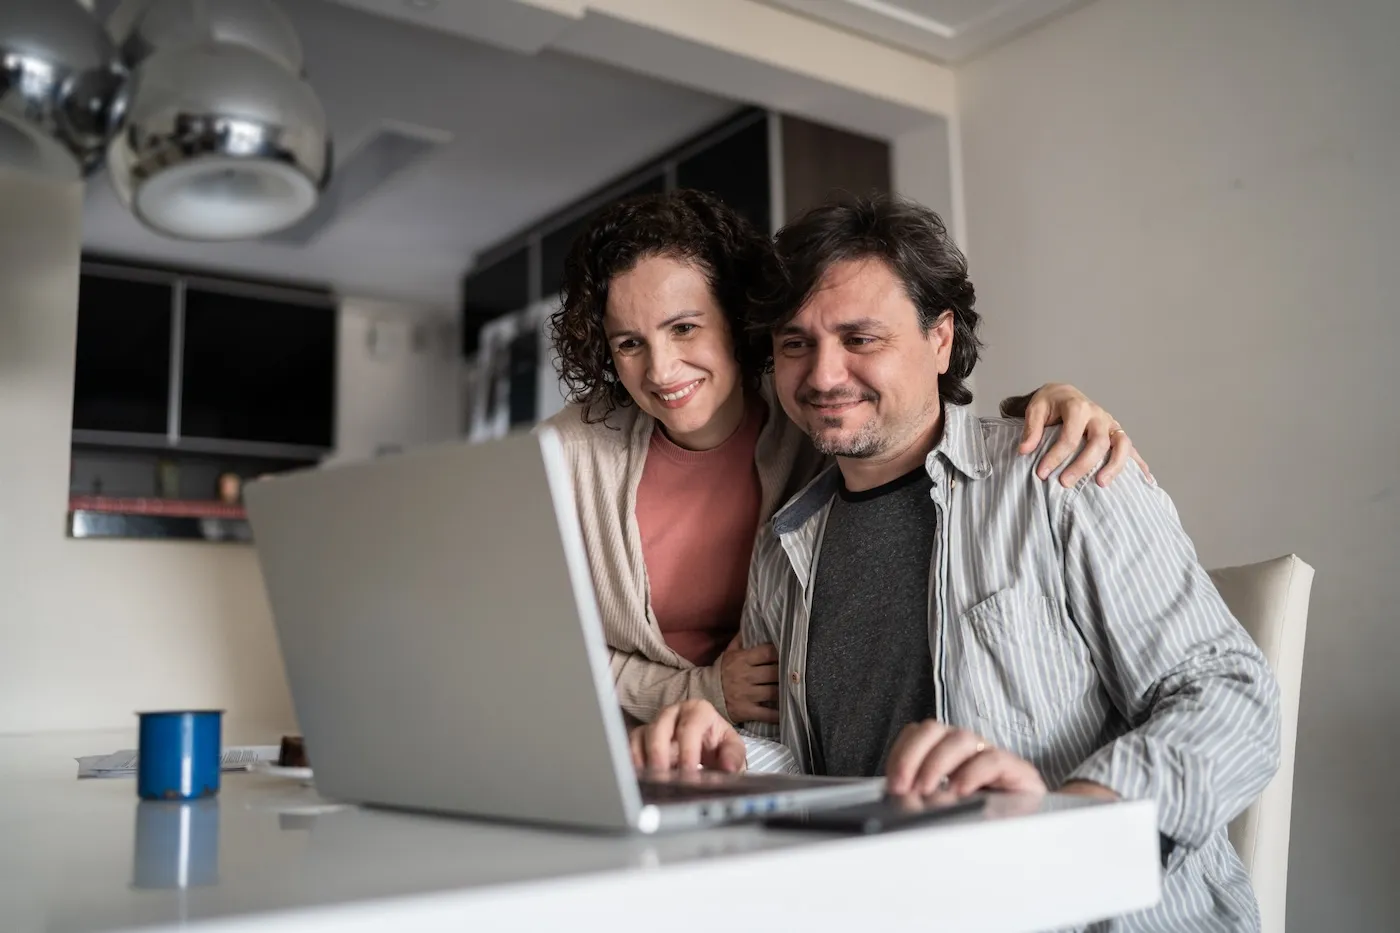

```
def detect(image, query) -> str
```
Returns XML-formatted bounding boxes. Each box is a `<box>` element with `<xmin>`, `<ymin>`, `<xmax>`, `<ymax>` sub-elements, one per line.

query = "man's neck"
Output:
<box><xmin>838</xmin><ymin>406</ymin><xmax>944</xmax><ymax>493</ymax></box>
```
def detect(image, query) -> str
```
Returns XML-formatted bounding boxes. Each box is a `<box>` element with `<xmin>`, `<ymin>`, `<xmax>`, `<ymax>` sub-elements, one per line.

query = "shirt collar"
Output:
<box><xmin>930</xmin><ymin>402</ymin><xmax>993</xmax><ymax>483</ymax></box>
<box><xmin>771</xmin><ymin>402</ymin><xmax>991</xmax><ymax>536</ymax></box>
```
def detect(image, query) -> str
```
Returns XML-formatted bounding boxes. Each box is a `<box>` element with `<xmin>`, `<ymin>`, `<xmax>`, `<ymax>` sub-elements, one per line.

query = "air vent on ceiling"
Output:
<box><xmin>262</xmin><ymin>121</ymin><xmax>452</xmax><ymax>246</ymax></box>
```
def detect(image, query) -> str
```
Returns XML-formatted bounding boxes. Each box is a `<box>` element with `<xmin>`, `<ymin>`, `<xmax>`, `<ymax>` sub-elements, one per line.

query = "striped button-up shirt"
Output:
<box><xmin>740</xmin><ymin>403</ymin><xmax>1280</xmax><ymax>932</ymax></box>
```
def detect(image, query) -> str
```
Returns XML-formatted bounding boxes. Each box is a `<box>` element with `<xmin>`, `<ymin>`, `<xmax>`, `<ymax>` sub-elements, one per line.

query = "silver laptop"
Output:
<box><xmin>244</xmin><ymin>428</ymin><xmax>882</xmax><ymax>833</ymax></box>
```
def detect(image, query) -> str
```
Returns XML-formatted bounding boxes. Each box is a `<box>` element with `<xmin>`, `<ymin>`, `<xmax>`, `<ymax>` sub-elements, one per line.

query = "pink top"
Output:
<box><xmin>634</xmin><ymin>402</ymin><xmax>764</xmax><ymax>668</ymax></box>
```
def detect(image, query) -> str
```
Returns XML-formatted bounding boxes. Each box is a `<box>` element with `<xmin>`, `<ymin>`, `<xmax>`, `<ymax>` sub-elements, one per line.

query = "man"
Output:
<box><xmin>631</xmin><ymin>196</ymin><xmax>1280</xmax><ymax>931</ymax></box>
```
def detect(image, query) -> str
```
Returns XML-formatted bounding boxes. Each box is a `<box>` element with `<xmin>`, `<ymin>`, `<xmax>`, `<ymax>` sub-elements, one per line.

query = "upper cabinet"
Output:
<box><xmin>72</xmin><ymin>273</ymin><xmax>175</xmax><ymax>436</ymax></box>
<box><xmin>72</xmin><ymin>262</ymin><xmax>337</xmax><ymax>457</ymax></box>
<box><xmin>180</xmin><ymin>286</ymin><xmax>336</xmax><ymax>449</ymax></box>
<box><xmin>675</xmin><ymin>116</ymin><xmax>771</xmax><ymax>235</ymax></box>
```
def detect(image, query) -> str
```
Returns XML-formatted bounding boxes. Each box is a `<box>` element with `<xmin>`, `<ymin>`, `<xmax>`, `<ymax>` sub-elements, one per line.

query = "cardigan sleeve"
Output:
<box><xmin>609</xmin><ymin>648</ymin><xmax>729</xmax><ymax>723</ymax></box>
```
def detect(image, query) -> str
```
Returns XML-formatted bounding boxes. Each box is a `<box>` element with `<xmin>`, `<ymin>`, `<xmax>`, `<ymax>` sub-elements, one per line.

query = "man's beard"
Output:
<box><xmin>802</xmin><ymin>388</ymin><xmax>883</xmax><ymax>458</ymax></box>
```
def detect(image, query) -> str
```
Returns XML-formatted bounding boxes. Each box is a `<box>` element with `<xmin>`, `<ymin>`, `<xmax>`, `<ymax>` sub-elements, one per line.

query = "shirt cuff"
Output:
<box><xmin>1068</xmin><ymin>736</ymin><xmax>1194</xmax><ymax>853</ymax></box>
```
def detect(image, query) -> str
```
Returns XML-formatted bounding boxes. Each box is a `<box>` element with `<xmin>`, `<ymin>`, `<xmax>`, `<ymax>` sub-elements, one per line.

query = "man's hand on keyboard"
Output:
<box><xmin>630</xmin><ymin>700</ymin><xmax>748</xmax><ymax>774</ymax></box>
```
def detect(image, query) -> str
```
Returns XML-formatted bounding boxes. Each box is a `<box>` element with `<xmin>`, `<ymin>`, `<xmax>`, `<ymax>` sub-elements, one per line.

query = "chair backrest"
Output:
<box><xmin>1208</xmin><ymin>554</ymin><xmax>1314</xmax><ymax>933</ymax></box>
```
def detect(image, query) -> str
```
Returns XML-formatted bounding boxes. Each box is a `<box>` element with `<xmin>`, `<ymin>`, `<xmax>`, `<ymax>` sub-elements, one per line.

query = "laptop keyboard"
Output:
<box><xmin>638</xmin><ymin>771</ymin><xmax>844</xmax><ymax>805</ymax></box>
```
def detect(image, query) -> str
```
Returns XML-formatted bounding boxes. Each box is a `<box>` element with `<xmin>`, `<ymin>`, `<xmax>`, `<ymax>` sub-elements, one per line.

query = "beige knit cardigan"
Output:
<box><xmin>541</xmin><ymin>379</ymin><xmax>825</xmax><ymax>724</ymax></box>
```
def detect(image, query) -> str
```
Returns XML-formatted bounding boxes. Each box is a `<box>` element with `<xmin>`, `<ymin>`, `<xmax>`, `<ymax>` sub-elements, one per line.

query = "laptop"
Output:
<box><xmin>244</xmin><ymin>427</ymin><xmax>883</xmax><ymax>833</ymax></box>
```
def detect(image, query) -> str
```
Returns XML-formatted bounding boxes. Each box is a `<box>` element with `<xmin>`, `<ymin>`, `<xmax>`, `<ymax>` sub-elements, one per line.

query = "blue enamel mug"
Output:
<box><xmin>136</xmin><ymin>710</ymin><xmax>223</xmax><ymax>801</ymax></box>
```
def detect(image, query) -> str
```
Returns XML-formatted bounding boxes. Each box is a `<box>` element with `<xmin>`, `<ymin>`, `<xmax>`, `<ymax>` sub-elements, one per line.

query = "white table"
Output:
<box><xmin>1</xmin><ymin>731</ymin><xmax>1162</xmax><ymax>933</ymax></box>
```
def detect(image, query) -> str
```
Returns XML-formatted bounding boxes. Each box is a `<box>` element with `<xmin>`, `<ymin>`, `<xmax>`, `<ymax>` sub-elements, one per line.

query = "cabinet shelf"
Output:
<box><xmin>71</xmin><ymin>430</ymin><xmax>327</xmax><ymax>463</ymax></box>
<box><xmin>68</xmin><ymin>496</ymin><xmax>252</xmax><ymax>543</ymax></box>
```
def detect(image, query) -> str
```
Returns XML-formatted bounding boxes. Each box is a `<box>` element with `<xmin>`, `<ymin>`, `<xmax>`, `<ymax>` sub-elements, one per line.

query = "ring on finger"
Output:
<box><xmin>1110</xmin><ymin>428</ymin><xmax>1126</xmax><ymax>438</ymax></box>
<box><xmin>974</xmin><ymin>741</ymin><xmax>988</xmax><ymax>754</ymax></box>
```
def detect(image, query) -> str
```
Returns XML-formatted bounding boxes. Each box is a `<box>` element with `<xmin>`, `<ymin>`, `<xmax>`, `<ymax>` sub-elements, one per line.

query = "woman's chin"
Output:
<box><xmin>652</xmin><ymin>403</ymin><xmax>717</xmax><ymax>443</ymax></box>
<box><xmin>657</xmin><ymin>410</ymin><xmax>708</xmax><ymax>437</ymax></box>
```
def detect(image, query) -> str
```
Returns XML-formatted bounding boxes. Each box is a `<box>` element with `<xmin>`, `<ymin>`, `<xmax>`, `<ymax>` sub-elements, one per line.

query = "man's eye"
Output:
<box><xmin>845</xmin><ymin>336</ymin><xmax>876</xmax><ymax>348</ymax></box>
<box><xmin>673</xmin><ymin>323</ymin><xmax>698</xmax><ymax>336</ymax></box>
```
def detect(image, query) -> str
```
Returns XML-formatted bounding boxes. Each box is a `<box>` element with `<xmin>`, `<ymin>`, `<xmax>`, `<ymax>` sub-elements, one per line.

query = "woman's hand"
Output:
<box><xmin>1008</xmin><ymin>383</ymin><xmax>1153</xmax><ymax>487</ymax></box>
<box><xmin>719</xmin><ymin>635</ymin><xmax>779</xmax><ymax>724</ymax></box>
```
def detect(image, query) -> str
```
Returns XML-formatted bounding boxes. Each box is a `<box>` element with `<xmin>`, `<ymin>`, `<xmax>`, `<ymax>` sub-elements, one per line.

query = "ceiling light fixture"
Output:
<box><xmin>0</xmin><ymin>1</ymin><xmax>128</xmax><ymax>180</ymax></box>
<box><xmin>104</xmin><ymin>0</ymin><xmax>331</xmax><ymax>241</ymax></box>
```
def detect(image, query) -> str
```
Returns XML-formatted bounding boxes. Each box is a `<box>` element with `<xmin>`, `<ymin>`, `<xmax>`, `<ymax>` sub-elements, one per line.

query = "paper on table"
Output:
<box><xmin>76</xmin><ymin>746</ymin><xmax>280</xmax><ymax>780</ymax></box>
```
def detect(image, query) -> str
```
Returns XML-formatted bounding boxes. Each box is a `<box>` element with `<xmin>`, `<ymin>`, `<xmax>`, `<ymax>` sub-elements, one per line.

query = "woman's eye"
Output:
<box><xmin>614</xmin><ymin>339</ymin><xmax>641</xmax><ymax>354</ymax></box>
<box><xmin>673</xmin><ymin>323</ymin><xmax>698</xmax><ymax>336</ymax></box>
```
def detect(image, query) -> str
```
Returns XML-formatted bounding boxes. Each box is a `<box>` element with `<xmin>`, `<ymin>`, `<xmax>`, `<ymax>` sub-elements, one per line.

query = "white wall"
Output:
<box><xmin>0</xmin><ymin>169</ymin><xmax>295</xmax><ymax>735</ymax></box>
<box><xmin>892</xmin><ymin>118</ymin><xmax>955</xmax><ymax>238</ymax></box>
<box><xmin>956</xmin><ymin>0</ymin><xmax>1400</xmax><ymax>927</ymax></box>
<box><xmin>330</xmin><ymin>299</ymin><xmax>462</xmax><ymax>465</ymax></box>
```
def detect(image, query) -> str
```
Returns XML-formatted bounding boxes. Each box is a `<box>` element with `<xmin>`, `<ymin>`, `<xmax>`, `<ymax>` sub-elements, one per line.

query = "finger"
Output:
<box><xmin>912</xmin><ymin>729</ymin><xmax>985</xmax><ymax>796</ymax></box>
<box><xmin>1037</xmin><ymin>408</ymin><xmax>1089</xmax><ymax>480</ymax></box>
<box><xmin>924</xmin><ymin>785</ymin><xmax>962</xmax><ymax>809</ymax></box>
<box><xmin>726</xmin><ymin>633</ymin><xmax>742</xmax><ymax>651</ymax></box>
<box><xmin>742</xmin><ymin>661</ymin><xmax>780</xmax><ymax>685</ymax></box>
<box><xmin>949</xmin><ymin>749</ymin><xmax>1047</xmax><ymax>796</ymax></box>
<box><xmin>1095</xmin><ymin>428</ymin><xmax>1131</xmax><ymax>488</ymax></box>
<box><xmin>733</xmin><ymin>699</ymin><xmax>779</xmax><ymax>725</ymax></box>
<box><xmin>1131</xmin><ymin>449</ymin><xmax>1154</xmax><ymax>484</ymax></box>
<box><xmin>885</xmin><ymin>721</ymin><xmax>949</xmax><ymax>795</ymax></box>
<box><xmin>741</xmin><ymin>643</ymin><xmax>779</xmax><ymax>665</ymax></box>
<box><xmin>675</xmin><ymin>707</ymin><xmax>710</xmax><ymax>771</ymax></box>
<box><xmin>713</xmin><ymin>728</ymin><xmax>748</xmax><ymax>773</ymax></box>
<box><xmin>748</xmin><ymin>682</ymin><xmax>778</xmax><ymax>706</ymax></box>
<box><xmin>644</xmin><ymin>705</ymin><xmax>680</xmax><ymax>771</ymax></box>
<box><xmin>891</xmin><ymin>792</ymin><xmax>927</xmax><ymax>814</ymax></box>
<box><xmin>1061</xmin><ymin>419</ymin><xmax>1111</xmax><ymax>488</ymax></box>
<box><xmin>1019</xmin><ymin>395</ymin><xmax>1051</xmax><ymax>454</ymax></box>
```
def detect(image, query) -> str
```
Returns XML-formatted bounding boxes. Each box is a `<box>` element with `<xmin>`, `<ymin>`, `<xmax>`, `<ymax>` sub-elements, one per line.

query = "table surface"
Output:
<box><xmin>1</xmin><ymin>730</ymin><xmax>1163</xmax><ymax>933</ymax></box>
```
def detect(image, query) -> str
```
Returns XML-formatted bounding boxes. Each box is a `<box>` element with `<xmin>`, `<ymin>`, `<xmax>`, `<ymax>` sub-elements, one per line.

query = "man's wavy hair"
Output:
<box><xmin>754</xmin><ymin>194</ymin><xmax>983</xmax><ymax>406</ymax></box>
<box><xmin>549</xmin><ymin>189</ymin><xmax>780</xmax><ymax>422</ymax></box>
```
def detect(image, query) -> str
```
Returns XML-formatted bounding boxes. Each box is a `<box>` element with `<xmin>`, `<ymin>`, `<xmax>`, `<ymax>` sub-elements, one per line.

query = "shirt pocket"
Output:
<box><xmin>957</xmin><ymin>588</ymin><xmax>1084</xmax><ymax>737</ymax></box>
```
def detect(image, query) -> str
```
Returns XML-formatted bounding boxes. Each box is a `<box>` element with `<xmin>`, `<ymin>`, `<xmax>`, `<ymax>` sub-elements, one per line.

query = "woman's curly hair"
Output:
<box><xmin>549</xmin><ymin>189</ymin><xmax>782</xmax><ymax>423</ymax></box>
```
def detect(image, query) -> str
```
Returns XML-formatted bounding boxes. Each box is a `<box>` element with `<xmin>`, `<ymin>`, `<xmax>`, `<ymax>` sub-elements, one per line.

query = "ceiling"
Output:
<box><xmin>79</xmin><ymin>0</ymin><xmax>738</xmax><ymax>308</ymax></box>
<box><xmin>759</xmin><ymin>0</ymin><xmax>1089</xmax><ymax>63</ymax></box>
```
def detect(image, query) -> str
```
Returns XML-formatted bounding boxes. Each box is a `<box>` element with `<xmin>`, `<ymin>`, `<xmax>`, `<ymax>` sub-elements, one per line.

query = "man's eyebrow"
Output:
<box><xmin>834</xmin><ymin>317</ymin><xmax>890</xmax><ymax>334</ymax></box>
<box><xmin>778</xmin><ymin>317</ymin><xmax>890</xmax><ymax>336</ymax></box>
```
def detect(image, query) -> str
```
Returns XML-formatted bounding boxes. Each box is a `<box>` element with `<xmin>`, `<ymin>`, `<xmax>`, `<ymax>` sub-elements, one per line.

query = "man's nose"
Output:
<box><xmin>806</xmin><ymin>341</ymin><xmax>849</xmax><ymax>392</ymax></box>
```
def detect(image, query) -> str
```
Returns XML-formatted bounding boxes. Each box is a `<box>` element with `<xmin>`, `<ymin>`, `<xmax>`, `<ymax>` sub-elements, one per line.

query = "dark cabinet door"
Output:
<box><xmin>72</xmin><ymin>274</ymin><xmax>174</xmax><ymax>435</ymax></box>
<box><xmin>676</xmin><ymin>117</ymin><xmax>771</xmax><ymax>235</ymax></box>
<box><xmin>461</xmin><ymin>246</ymin><xmax>530</xmax><ymax>357</ymax></box>
<box><xmin>179</xmin><ymin>288</ymin><xmax>336</xmax><ymax>449</ymax></box>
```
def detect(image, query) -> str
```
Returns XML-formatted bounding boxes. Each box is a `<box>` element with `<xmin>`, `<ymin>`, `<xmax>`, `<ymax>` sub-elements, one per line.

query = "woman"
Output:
<box><xmin>544</xmin><ymin>189</ymin><xmax>1144</xmax><ymax>726</ymax></box>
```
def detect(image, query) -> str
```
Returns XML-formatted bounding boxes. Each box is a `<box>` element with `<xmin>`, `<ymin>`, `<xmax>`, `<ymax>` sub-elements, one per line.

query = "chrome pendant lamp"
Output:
<box><xmin>0</xmin><ymin>0</ymin><xmax>128</xmax><ymax>180</ymax></box>
<box><xmin>105</xmin><ymin>0</ymin><xmax>331</xmax><ymax>240</ymax></box>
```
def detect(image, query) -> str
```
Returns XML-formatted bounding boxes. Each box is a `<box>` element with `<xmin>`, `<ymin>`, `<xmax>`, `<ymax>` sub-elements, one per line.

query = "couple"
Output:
<box><xmin>548</xmin><ymin>191</ymin><xmax>1279</xmax><ymax>931</ymax></box>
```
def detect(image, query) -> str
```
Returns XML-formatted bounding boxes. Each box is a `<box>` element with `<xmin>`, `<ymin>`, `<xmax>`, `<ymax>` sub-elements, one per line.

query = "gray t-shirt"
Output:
<box><xmin>806</xmin><ymin>466</ymin><xmax>938</xmax><ymax>777</ymax></box>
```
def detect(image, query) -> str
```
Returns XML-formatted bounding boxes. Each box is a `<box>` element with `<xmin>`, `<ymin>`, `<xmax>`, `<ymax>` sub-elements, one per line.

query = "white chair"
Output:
<box><xmin>1208</xmin><ymin>554</ymin><xmax>1315</xmax><ymax>933</ymax></box>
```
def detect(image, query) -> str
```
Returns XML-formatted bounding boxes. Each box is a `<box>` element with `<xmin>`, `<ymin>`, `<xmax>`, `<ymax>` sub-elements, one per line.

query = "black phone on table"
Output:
<box><xmin>762</xmin><ymin>793</ymin><xmax>986</xmax><ymax>834</ymax></box>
